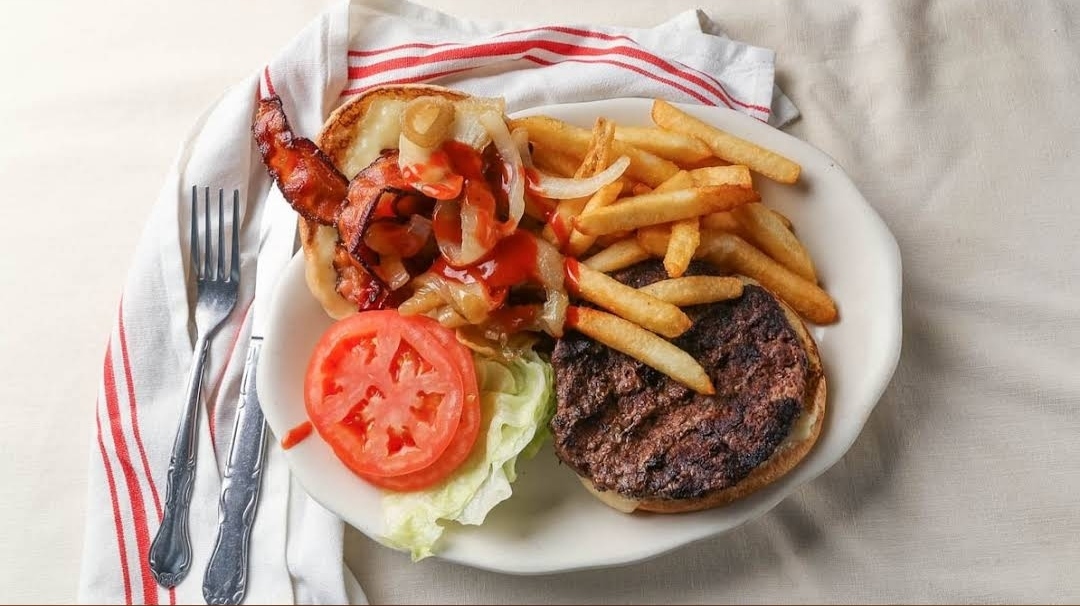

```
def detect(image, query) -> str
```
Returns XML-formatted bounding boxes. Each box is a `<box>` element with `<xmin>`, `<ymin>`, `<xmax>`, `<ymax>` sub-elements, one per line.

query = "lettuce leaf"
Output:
<box><xmin>379</xmin><ymin>350</ymin><xmax>555</xmax><ymax>560</ymax></box>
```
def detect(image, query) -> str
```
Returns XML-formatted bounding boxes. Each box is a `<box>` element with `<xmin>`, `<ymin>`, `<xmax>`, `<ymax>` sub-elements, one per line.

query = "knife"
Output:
<box><xmin>202</xmin><ymin>188</ymin><xmax>297</xmax><ymax>605</ymax></box>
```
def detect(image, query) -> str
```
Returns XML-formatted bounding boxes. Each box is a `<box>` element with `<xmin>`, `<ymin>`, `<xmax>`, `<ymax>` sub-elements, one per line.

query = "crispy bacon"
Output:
<box><xmin>253</xmin><ymin>96</ymin><xmax>347</xmax><ymax>225</ymax></box>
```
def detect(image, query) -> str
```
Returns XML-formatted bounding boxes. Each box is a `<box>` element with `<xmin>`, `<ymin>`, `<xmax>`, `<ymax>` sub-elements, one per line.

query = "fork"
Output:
<box><xmin>149</xmin><ymin>187</ymin><xmax>240</xmax><ymax>588</ymax></box>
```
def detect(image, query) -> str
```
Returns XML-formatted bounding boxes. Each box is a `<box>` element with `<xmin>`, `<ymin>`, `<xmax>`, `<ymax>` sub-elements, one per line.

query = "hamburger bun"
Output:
<box><xmin>550</xmin><ymin>262</ymin><xmax>826</xmax><ymax>514</ymax></box>
<box><xmin>301</xmin><ymin>85</ymin><xmax>474</xmax><ymax>319</ymax></box>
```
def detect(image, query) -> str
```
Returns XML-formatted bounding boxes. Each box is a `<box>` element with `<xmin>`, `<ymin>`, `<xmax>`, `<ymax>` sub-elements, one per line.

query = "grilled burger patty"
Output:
<box><xmin>550</xmin><ymin>260</ymin><xmax>816</xmax><ymax>507</ymax></box>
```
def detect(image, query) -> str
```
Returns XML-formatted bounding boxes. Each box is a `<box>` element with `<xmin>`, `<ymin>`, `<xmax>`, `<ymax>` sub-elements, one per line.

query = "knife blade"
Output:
<box><xmin>202</xmin><ymin>188</ymin><xmax>297</xmax><ymax>605</ymax></box>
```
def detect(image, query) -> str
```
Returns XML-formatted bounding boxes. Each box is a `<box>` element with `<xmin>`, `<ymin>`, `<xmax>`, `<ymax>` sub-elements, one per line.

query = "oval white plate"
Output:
<box><xmin>259</xmin><ymin>98</ymin><xmax>903</xmax><ymax>575</ymax></box>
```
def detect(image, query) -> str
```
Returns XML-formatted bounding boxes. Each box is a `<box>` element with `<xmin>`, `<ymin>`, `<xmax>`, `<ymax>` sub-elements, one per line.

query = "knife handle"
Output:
<box><xmin>203</xmin><ymin>339</ymin><xmax>269</xmax><ymax>605</ymax></box>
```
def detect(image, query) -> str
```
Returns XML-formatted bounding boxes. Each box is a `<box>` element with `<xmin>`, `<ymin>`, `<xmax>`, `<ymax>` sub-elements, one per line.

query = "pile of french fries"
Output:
<box><xmin>511</xmin><ymin>100</ymin><xmax>838</xmax><ymax>395</ymax></box>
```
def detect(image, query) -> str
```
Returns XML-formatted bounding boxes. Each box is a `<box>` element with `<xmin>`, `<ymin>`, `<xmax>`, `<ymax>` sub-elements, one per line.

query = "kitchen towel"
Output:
<box><xmin>78</xmin><ymin>0</ymin><xmax>796</xmax><ymax>602</ymax></box>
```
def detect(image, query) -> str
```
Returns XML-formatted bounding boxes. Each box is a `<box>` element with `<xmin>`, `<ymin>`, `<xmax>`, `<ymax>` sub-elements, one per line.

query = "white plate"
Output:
<box><xmin>258</xmin><ymin>98</ymin><xmax>903</xmax><ymax>575</ymax></box>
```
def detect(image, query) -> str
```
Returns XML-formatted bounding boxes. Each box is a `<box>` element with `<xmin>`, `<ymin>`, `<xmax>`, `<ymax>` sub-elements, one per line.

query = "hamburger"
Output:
<box><xmin>551</xmin><ymin>260</ymin><xmax>825</xmax><ymax>513</ymax></box>
<box><xmin>253</xmin><ymin>84</ymin><xmax>826</xmax><ymax>520</ymax></box>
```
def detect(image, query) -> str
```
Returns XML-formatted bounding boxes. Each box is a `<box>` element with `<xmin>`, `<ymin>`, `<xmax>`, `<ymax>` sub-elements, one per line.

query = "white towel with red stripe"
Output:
<box><xmin>78</xmin><ymin>1</ymin><xmax>797</xmax><ymax>604</ymax></box>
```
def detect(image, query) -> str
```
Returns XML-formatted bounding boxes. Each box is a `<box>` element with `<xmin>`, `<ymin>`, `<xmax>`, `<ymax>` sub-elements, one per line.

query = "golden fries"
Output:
<box><xmin>567</xmin><ymin>259</ymin><xmax>692</xmax><ymax>338</ymax></box>
<box><xmin>732</xmin><ymin>203</ymin><xmax>817</xmax><ymax>282</ymax></box>
<box><xmin>701</xmin><ymin>211</ymin><xmax>743</xmax><ymax>233</ymax></box>
<box><xmin>700</xmin><ymin>233</ymin><xmax>837</xmax><ymax>324</ymax></box>
<box><xmin>652</xmin><ymin>169</ymin><xmax>694</xmax><ymax>193</ymax></box>
<box><xmin>575</xmin><ymin>185</ymin><xmax>760</xmax><ymax>236</ymax></box>
<box><xmin>652</xmin><ymin>100</ymin><xmax>801</xmax><ymax>184</ymax></box>
<box><xmin>638</xmin><ymin>276</ymin><xmax>744</xmax><ymax>306</ymax></box>
<box><xmin>613</xmin><ymin>125</ymin><xmax>712</xmax><ymax>164</ymax></box>
<box><xmin>523</xmin><ymin>103</ymin><xmax>833</xmax><ymax>341</ymax></box>
<box><xmin>511</xmin><ymin>115</ymin><xmax>680</xmax><ymax>186</ymax></box>
<box><xmin>577</xmin><ymin>117</ymin><xmax>616</xmax><ymax>177</ymax></box>
<box><xmin>567</xmin><ymin>181</ymin><xmax>623</xmax><ymax>257</ymax></box>
<box><xmin>582</xmin><ymin>238</ymin><xmax>651</xmax><ymax>273</ymax></box>
<box><xmin>635</xmin><ymin>225</ymin><xmax>673</xmax><ymax>257</ymax></box>
<box><xmin>665</xmin><ymin>218</ymin><xmax>699</xmax><ymax>277</ymax></box>
<box><xmin>532</xmin><ymin>146</ymin><xmax>581</xmax><ymax>177</ymax></box>
<box><xmin>689</xmin><ymin>165</ymin><xmax>753</xmax><ymax>188</ymax></box>
<box><xmin>566</xmin><ymin>306</ymin><xmax>715</xmax><ymax>395</ymax></box>
<box><xmin>771</xmin><ymin>209</ymin><xmax>794</xmax><ymax>231</ymax></box>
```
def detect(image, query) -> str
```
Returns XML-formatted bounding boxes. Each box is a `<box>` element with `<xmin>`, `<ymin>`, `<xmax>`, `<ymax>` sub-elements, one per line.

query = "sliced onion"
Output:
<box><xmin>478</xmin><ymin>112</ymin><xmax>525</xmax><ymax>233</ymax></box>
<box><xmin>529</xmin><ymin>155</ymin><xmax>630</xmax><ymax>199</ymax></box>
<box><xmin>379</xmin><ymin>255</ymin><xmax>411</xmax><ymax>291</ymax></box>
<box><xmin>431</xmin><ymin>305</ymin><xmax>469</xmax><ymax>329</ymax></box>
<box><xmin>531</xmin><ymin>235</ymin><xmax>568</xmax><ymax>337</ymax></box>
<box><xmin>363</xmin><ymin>215</ymin><xmax>432</xmax><ymax>258</ymax></box>
<box><xmin>458</xmin><ymin>203</ymin><xmax>488</xmax><ymax>266</ymax></box>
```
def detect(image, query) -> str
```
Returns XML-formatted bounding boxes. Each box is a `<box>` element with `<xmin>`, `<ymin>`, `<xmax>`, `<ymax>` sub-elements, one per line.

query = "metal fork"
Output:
<box><xmin>149</xmin><ymin>187</ymin><xmax>240</xmax><ymax>588</ymax></box>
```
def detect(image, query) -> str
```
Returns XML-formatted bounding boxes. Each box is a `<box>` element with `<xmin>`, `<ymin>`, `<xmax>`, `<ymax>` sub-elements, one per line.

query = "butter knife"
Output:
<box><xmin>202</xmin><ymin>189</ymin><xmax>296</xmax><ymax>605</ymax></box>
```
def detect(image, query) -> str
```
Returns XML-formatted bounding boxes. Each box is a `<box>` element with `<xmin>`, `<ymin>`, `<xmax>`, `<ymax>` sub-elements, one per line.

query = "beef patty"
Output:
<box><xmin>550</xmin><ymin>260</ymin><xmax>812</xmax><ymax>501</ymax></box>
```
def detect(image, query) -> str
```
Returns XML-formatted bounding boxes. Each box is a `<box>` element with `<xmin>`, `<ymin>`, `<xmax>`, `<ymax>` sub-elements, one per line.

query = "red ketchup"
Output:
<box><xmin>281</xmin><ymin>421</ymin><xmax>313</xmax><ymax>450</ymax></box>
<box><xmin>431</xmin><ymin>230</ymin><xmax>540</xmax><ymax>292</ymax></box>
<box><xmin>563</xmin><ymin>258</ymin><xmax>582</xmax><ymax>293</ymax></box>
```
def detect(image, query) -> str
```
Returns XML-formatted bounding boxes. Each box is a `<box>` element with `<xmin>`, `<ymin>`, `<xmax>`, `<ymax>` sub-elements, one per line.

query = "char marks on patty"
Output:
<box><xmin>550</xmin><ymin>260</ymin><xmax>810</xmax><ymax>500</ymax></box>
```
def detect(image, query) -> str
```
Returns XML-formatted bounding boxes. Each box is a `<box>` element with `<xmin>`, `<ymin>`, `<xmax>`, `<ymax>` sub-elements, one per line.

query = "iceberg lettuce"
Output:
<box><xmin>379</xmin><ymin>350</ymin><xmax>555</xmax><ymax>560</ymax></box>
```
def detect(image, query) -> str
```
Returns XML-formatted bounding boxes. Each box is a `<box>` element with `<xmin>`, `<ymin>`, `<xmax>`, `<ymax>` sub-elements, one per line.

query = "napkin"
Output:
<box><xmin>78</xmin><ymin>1</ymin><xmax>796</xmax><ymax>603</ymax></box>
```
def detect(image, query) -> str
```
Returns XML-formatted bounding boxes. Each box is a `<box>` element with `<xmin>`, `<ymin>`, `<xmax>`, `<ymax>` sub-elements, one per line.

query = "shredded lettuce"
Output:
<box><xmin>379</xmin><ymin>351</ymin><xmax>555</xmax><ymax>560</ymax></box>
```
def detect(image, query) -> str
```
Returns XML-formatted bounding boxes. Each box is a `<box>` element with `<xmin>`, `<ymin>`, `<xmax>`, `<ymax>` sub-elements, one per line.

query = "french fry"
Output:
<box><xmin>567</xmin><ymin>181</ymin><xmax>623</xmax><ymax>257</ymax></box>
<box><xmin>664</xmin><ymin>218</ymin><xmax>699</xmax><ymax>277</ymax></box>
<box><xmin>532</xmin><ymin>146</ymin><xmax>581</xmax><ymax>177</ymax></box>
<box><xmin>630</xmin><ymin>182</ymin><xmax>652</xmax><ymax>196</ymax></box>
<box><xmin>689</xmin><ymin>165</ymin><xmax>753</xmax><ymax>188</ymax></box>
<box><xmin>575</xmin><ymin>186</ymin><xmax>760</xmax><ymax>236</ymax></box>
<box><xmin>701</xmin><ymin>210</ymin><xmax>745</xmax><ymax>234</ymax></box>
<box><xmin>700</xmin><ymin>233</ymin><xmax>838</xmax><ymax>324</ymax></box>
<box><xmin>541</xmin><ymin>196</ymin><xmax>590</xmax><ymax>247</ymax></box>
<box><xmin>510</xmin><ymin>116</ymin><xmax>680</xmax><ymax>186</ymax></box>
<box><xmin>595</xmin><ymin>231</ymin><xmax>634</xmax><ymax>249</ymax></box>
<box><xmin>566</xmin><ymin>259</ymin><xmax>692</xmax><ymax>338</ymax></box>
<box><xmin>566</xmin><ymin>306</ymin><xmax>715</xmax><ymax>394</ymax></box>
<box><xmin>576</xmin><ymin>117</ymin><xmax>616</xmax><ymax>177</ymax></box>
<box><xmin>732</xmin><ymin>203</ymin><xmax>817</xmax><ymax>282</ymax></box>
<box><xmin>613</xmin><ymin>125</ymin><xmax>712</xmax><ymax>164</ymax></box>
<box><xmin>582</xmin><ymin>238</ymin><xmax>651</xmax><ymax>273</ymax></box>
<box><xmin>638</xmin><ymin>276</ymin><xmax>744</xmax><ymax>306</ymax></box>
<box><xmin>771</xmin><ymin>209</ymin><xmax>794</xmax><ymax>231</ymax></box>
<box><xmin>636</xmin><ymin>226</ymin><xmax>672</xmax><ymax>257</ymax></box>
<box><xmin>652</xmin><ymin>169</ymin><xmax>694</xmax><ymax>193</ymax></box>
<box><xmin>676</xmin><ymin>156</ymin><xmax>731</xmax><ymax>170</ymax></box>
<box><xmin>652</xmin><ymin>100</ymin><xmax>801</xmax><ymax>184</ymax></box>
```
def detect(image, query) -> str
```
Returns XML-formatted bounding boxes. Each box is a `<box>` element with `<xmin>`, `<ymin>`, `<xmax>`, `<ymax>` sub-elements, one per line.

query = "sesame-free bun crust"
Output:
<box><xmin>300</xmin><ymin>85</ymin><xmax>469</xmax><ymax>319</ymax></box>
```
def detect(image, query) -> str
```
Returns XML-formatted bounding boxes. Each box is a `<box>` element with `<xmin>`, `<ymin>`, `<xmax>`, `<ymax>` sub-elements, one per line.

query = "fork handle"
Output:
<box><xmin>203</xmin><ymin>340</ymin><xmax>269</xmax><ymax>605</ymax></box>
<box><xmin>149</xmin><ymin>334</ymin><xmax>210</xmax><ymax>588</ymax></box>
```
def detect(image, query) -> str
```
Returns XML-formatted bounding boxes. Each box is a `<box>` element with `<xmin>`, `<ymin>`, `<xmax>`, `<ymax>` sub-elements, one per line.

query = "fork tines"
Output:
<box><xmin>190</xmin><ymin>186</ymin><xmax>240</xmax><ymax>283</ymax></box>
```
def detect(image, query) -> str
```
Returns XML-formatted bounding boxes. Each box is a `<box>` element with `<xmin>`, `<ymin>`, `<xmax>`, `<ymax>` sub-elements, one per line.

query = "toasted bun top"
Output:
<box><xmin>300</xmin><ymin>85</ymin><xmax>472</xmax><ymax>319</ymax></box>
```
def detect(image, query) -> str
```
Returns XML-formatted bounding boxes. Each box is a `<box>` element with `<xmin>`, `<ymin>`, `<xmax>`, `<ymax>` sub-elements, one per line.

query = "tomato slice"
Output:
<box><xmin>357</xmin><ymin>324</ymin><xmax>481</xmax><ymax>491</ymax></box>
<box><xmin>305</xmin><ymin>311</ymin><xmax>470</xmax><ymax>478</ymax></box>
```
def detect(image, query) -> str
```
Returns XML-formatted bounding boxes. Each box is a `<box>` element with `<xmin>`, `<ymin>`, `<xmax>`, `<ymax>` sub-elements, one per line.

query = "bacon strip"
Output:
<box><xmin>253</xmin><ymin>96</ymin><xmax>348</xmax><ymax>225</ymax></box>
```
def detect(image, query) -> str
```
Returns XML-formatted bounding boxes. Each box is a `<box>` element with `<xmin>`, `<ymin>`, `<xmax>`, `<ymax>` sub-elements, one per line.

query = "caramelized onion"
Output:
<box><xmin>478</xmin><ymin>112</ymin><xmax>525</xmax><ymax>233</ymax></box>
<box><xmin>400</xmin><ymin>96</ymin><xmax>455</xmax><ymax>149</ymax></box>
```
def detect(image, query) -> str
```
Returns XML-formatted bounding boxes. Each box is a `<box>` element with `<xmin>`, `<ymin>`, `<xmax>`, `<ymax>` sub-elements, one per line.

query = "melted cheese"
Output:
<box><xmin>308</xmin><ymin>94</ymin><xmax>508</xmax><ymax>318</ymax></box>
<box><xmin>340</xmin><ymin>98</ymin><xmax>406</xmax><ymax>178</ymax></box>
<box><xmin>579</xmin><ymin>477</ymin><xmax>639</xmax><ymax>513</ymax></box>
<box><xmin>782</xmin><ymin>408</ymin><xmax>818</xmax><ymax>448</ymax></box>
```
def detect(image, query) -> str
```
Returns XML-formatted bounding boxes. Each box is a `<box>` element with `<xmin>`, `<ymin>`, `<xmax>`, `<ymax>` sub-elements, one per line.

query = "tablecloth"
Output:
<box><xmin>2</xmin><ymin>0</ymin><xmax>1077</xmax><ymax>603</ymax></box>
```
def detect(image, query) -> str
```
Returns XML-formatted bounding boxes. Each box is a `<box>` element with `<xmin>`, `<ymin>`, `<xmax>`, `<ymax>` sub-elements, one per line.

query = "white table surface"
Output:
<box><xmin>3</xmin><ymin>0</ymin><xmax>1078</xmax><ymax>603</ymax></box>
